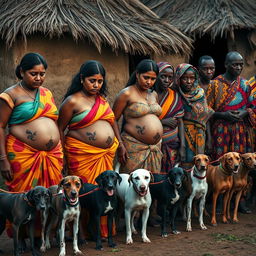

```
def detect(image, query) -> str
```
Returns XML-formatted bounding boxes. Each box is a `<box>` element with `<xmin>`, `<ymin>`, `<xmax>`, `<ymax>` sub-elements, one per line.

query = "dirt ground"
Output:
<box><xmin>1</xmin><ymin>205</ymin><xmax>256</xmax><ymax>256</ymax></box>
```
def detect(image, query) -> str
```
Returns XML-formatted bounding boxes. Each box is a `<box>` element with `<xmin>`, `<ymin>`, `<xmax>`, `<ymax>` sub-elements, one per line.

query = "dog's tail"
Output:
<box><xmin>114</xmin><ymin>162</ymin><xmax>121</xmax><ymax>173</ymax></box>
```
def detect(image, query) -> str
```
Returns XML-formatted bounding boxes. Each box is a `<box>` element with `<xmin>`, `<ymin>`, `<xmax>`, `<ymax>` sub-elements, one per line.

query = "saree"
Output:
<box><xmin>119</xmin><ymin>132</ymin><xmax>162</xmax><ymax>174</ymax></box>
<box><xmin>1</xmin><ymin>87</ymin><xmax>63</xmax><ymax>237</ymax></box>
<box><xmin>159</xmin><ymin>88</ymin><xmax>184</xmax><ymax>171</ymax></box>
<box><xmin>174</xmin><ymin>64</ymin><xmax>214</xmax><ymax>168</ymax></box>
<box><xmin>207</xmin><ymin>75</ymin><xmax>256</xmax><ymax>159</ymax></box>
<box><xmin>65</xmin><ymin>95</ymin><xmax>118</xmax><ymax>238</ymax></box>
<box><xmin>3</xmin><ymin>87</ymin><xmax>63</xmax><ymax>190</ymax></box>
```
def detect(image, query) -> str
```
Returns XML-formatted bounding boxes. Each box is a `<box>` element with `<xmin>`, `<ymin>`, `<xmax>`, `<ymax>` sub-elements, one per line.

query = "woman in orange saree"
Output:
<box><xmin>58</xmin><ymin>60</ymin><xmax>120</xmax><ymax>238</ymax></box>
<box><xmin>0</xmin><ymin>53</ymin><xmax>63</xmax><ymax>237</ymax></box>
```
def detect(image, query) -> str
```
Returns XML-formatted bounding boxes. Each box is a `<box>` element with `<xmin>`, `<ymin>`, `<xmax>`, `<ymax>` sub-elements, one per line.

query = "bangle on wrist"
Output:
<box><xmin>0</xmin><ymin>154</ymin><xmax>7</xmax><ymax>160</ymax></box>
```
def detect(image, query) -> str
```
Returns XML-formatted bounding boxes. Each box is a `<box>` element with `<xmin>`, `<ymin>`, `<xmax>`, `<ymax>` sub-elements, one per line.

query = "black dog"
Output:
<box><xmin>149</xmin><ymin>167</ymin><xmax>184</xmax><ymax>237</ymax></box>
<box><xmin>79</xmin><ymin>170</ymin><xmax>122</xmax><ymax>250</ymax></box>
<box><xmin>0</xmin><ymin>186</ymin><xmax>51</xmax><ymax>256</ymax></box>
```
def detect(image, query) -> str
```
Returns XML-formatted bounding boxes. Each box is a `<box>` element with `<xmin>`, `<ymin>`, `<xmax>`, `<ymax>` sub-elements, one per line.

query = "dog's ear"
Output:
<box><xmin>128</xmin><ymin>172</ymin><xmax>133</xmax><ymax>184</ymax></box>
<box><xmin>79</xmin><ymin>177</ymin><xmax>84</xmax><ymax>187</ymax></box>
<box><xmin>193</xmin><ymin>156</ymin><xmax>197</xmax><ymax>164</ymax></box>
<box><xmin>95</xmin><ymin>173</ymin><xmax>103</xmax><ymax>188</ymax></box>
<box><xmin>150</xmin><ymin>172</ymin><xmax>154</xmax><ymax>183</ymax></box>
<box><xmin>218</xmin><ymin>154</ymin><xmax>225</xmax><ymax>165</ymax></box>
<box><xmin>115</xmin><ymin>172</ymin><xmax>122</xmax><ymax>184</ymax></box>
<box><xmin>58</xmin><ymin>177</ymin><xmax>66</xmax><ymax>192</ymax></box>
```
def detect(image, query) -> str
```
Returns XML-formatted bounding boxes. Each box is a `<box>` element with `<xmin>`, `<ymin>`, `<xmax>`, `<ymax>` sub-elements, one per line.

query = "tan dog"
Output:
<box><xmin>185</xmin><ymin>154</ymin><xmax>210</xmax><ymax>232</ymax></box>
<box><xmin>206</xmin><ymin>152</ymin><xmax>240</xmax><ymax>226</ymax></box>
<box><xmin>41</xmin><ymin>176</ymin><xmax>84</xmax><ymax>256</ymax></box>
<box><xmin>227</xmin><ymin>153</ymin><xmax>256</xmax><ymax>223</ymax></box>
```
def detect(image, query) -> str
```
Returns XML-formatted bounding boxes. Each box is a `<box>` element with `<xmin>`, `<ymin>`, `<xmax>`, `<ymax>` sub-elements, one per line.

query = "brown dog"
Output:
<box><xmin>227</xmin><ymin>153</ymin><xmax>256</xmax><ymax>223</ymax></box>
<box><xmin>206</xmin><ymin>152</ymin><xmax>240</xmax><ymax>226</ymax></box>
<box><xmin>41</xmin><ymin>176</ymin><xmax>84</xmax><ymax>256</ymax></box>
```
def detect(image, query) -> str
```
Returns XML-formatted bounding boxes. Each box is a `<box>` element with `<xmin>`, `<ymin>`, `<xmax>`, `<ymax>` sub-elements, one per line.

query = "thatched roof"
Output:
<box><xmin>0</xmin><ymin>0</ymin><xmax>192</xmax><ymax>55</ymax></box>
<box><xmin>142</xmin><ymin>0</ymin><xmax>256</xmax><ymax>40</ymax></box>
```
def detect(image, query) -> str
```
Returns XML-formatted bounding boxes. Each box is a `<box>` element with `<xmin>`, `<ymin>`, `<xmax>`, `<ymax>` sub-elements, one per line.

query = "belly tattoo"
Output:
<box><xmin>46</xmin><ymin>138</ymin><xmax>54</xmax><ymax>150</ymax></box>
<box><xmin>136</xmin><ymin>125</ymin><xmax>145</xmax><ymax>135</ymax></box>
<box><xmin>86</xmin><ymin>131</ymin><xmax>96</xmax><ymax>141</ymax></box>
<box><xmin>105</xmin><ymin>136</ymin><xmax>113</xmax><ymax>146</ymax></box>
<box><xmin>26</xmin><ymin>129</ymin><xmax>37</xmax><ymax>141</ymax></box>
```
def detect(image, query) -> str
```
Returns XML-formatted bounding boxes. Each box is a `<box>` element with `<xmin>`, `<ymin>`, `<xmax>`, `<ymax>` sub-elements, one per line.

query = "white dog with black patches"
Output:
<box><xmin>116</xmin><ymin>168</ymin><xmax>152</xmax><ymax>244</ymax></box>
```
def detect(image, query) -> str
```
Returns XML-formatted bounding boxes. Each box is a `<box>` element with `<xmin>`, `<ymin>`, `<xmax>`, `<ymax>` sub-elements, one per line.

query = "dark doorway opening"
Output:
<box><xmin>189</xmin><ymin>34</ymin><xmax>228</xmax><ymax>77</ymax></box>
<box><xmin>129</xmin><ymin>54</ymin><xmax>150</xmax><ymax>76</ymax></box>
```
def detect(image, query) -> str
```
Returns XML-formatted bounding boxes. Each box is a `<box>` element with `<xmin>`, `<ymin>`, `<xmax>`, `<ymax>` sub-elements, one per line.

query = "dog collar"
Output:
<box><xmin>193</xmin><ymin>167</ymin><xmax>206</xmax><ymax>180</ymax></box>
<box><xmin>219</xmin><ymin>163</ymin><xmax>232</xmax><ymax>176</ymax></box>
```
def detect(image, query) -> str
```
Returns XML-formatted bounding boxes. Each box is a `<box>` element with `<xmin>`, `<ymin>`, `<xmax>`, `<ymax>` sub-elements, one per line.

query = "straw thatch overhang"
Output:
<box><xmin>142</xmin><ymin>0</ymin><xmax>256</xmax><ymax>42</ymax></box>
<box><xmin>0</xmin><ymin>0</ymin><xmax>192</xmax><ymax>55</ymax></box>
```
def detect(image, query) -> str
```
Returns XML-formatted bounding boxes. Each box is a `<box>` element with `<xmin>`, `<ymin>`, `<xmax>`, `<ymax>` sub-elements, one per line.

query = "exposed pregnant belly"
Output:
<box><xmin>124</xmin><ymin>114</ymin><xmax>163</xmax><ymax>145</ymax></box>
<box><xmin>10</xmin><ymin>117</ymin><xmax>60</xmax><ymax>151</ymax></box>
<box><xmin>67</xmin><ymin>120</ymin><xmax>115</xmax><ymax>149</ymax></box>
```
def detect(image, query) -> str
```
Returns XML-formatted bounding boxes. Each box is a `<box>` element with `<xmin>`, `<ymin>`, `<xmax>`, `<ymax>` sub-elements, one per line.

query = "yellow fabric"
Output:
<box><xmin>0</xmin><ymin>92</ymin><xmax>14</xmax><ymax>109</ymax></box>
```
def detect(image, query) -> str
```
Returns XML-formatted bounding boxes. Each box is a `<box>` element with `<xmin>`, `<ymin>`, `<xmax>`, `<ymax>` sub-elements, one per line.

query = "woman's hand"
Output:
<box><xmin>0</xmin><ymin>159</ymin><xmax>13</xmax><ymax>181</ymax></box>
<box><xmin>117</xmin><ymin>143</ymin><xmax>129</xmax><ymax>165</ymax></box>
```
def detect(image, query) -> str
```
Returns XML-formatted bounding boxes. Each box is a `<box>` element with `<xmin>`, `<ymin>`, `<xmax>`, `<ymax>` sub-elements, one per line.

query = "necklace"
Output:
<box><xmin>19</xmin><ymin>82</ymin><xmax>37</xmax><ymax>101</ymax></box>
<box><xmin>135</xmin><ymin>84</ymin><xmax>149</xmax><ymax>103</ymax></box>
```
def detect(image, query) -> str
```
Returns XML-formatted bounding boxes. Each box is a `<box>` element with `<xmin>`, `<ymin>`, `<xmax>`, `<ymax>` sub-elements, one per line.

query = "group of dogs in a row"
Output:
<box><xmin>0</xmin><ymin>152</ymin><xmax>255</xmax><ymax>256</ymax></box>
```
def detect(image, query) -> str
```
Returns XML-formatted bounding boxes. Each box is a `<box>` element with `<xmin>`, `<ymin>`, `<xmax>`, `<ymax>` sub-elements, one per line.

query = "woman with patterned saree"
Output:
<box><xmin>174</xmin><ymin>63</ymin><xmax>214</xmax><ymax>169</ymax></box>
<box><xmin>0</xmin><ymin>53</ymin><xmax>63</xmax><ymax>237</ymax></box>
<box><xmin>155</xmin><ymin>62</ymin><xmax>185</xmax><ymax>172</ymax></box>
<box><xmin>58</xmin><ymin>60</ymin><xmax>119</xmax><ymax>238</ymax></box>
<box><xmin>113</xmin><ymin>59</ymin><xmax>163</xmax><ymax>174</ymax></box>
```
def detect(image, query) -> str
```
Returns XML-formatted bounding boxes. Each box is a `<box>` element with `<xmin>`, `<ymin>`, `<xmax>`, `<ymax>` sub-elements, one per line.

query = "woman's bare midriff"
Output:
<box><xmin>124</xmin><ymin>114</ymin><xmax>163</xmax><ymax>145</ymax></box>
<box><xmin>67</xmin><ymin>120</ymin><xmax>115</xmax><ymax>149</ymax></box>
<box><xmin>10</xmin><ymin>117</ymin><xmax>60</xmax><ymax>151</ymax></box>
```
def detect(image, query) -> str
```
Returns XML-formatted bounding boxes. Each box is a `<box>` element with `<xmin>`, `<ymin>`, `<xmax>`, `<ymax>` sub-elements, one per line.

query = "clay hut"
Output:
<box><xmin>142</xmin><ymin>0</ymin><xmax>256</xmax><ymax>78</ymax></box>
<box><xmin>0</xmin><ymin>0</ymin><xmax>192</xmax><ymax>105</ymax></box>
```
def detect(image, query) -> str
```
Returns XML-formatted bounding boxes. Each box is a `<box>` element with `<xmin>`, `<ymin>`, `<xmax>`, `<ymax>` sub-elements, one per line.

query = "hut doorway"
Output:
<box><xmin>189</xmin><ymin>34</ymin><xmax>228</xmax><ymax>77</ymax></box>
<box><xmin>129</xmin><ymin>54</ymin><xmax>150</xmax><ymax>75</ymax></box>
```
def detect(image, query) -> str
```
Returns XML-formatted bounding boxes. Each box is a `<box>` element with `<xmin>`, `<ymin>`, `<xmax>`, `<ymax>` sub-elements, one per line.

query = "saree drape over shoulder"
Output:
<box><xmin>159</xmin><ymin>88</ymin><xmax>184</xmax><ymax>171</ymax></box>
<box><xmin>175</xmin><ymin>64</ymin><xmax>214</xmax><ymax>168</ymax></box>
<box><xmin>0</xmin><ymin>87</ymin><xmax>63</xmax><ymax>192</ymax></box>
<box><xmin>207</xmin><ymin>75</ymin><xmax>256</xmax><ymax>159</ymax></box>
<box><xmin>65</xmin><ymin>95</ymin><xmax>118</xmax><ymax>238</ymax></box>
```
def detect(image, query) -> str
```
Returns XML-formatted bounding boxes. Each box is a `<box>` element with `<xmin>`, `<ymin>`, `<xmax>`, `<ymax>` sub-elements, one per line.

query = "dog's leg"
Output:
<box><xmin>28</xmin><ymin>218</ymin><xmax>40</xmax><ymax>256</ymax></box>
<box><xmin>186</xmin><ymin>194</ymin><xmax>194</xmax><ymax>232</ymax></box>
<box><xmin>125</xmin><ymin>208</ymin><xmax>133</xmax><ymax>244</ymax></box>
<box><xmin>170</xmin><ymin>204</ymin><xmax>180</xmax><ymax>234</ymax></box>
<box><xmin>12</xmin><ymin>224</ymin><xmax>20</xmax><ymax>256</ymax></box>
<box><xmin>94</xmin><ymin>215</ymin><xmax>102</xmax><ymax>250</ymax></box>
<box><xmin>211</xmin><ymin>192</ymin><xmax>219</xmax><ymax>226</ymax></box>
<box><xmin>156</xmin><ymin>202</ymin><xmax>167</xmax><ymax>237</ymax></box>
<box><xmin>58</xmin><ymin>218</ymin><xmax>66</xmax><ymax>256</ymax></box>
<box><xmin>199</xmin><ymin>194</ymin><xmax>207</xmax><ymax>230</ymax></box>
<box><xmin>40</xmin><ymin>209</ymin><xmax>48</xmax><ymax>252</ymax></box>
<box><xmin>222</xmin><ymin>191</ymin><xmax>230</xmax><ymax>224</ymax></box>
<box><xmin>107</xmin><ymin>214</ymin><xmax>116</xmax><ymax>248</ymax></box>
<box><xmin>73</xmin><ymin>214</ymin><xmax>83</xmax><ymax>255</ymax></box>
<box><xmin>141</xmin><ymin>208</ymin><xmax>151</xmax><ymax>243</ymax></box>
<box><xmin>130</xmin><ymin>210</ymin><xmax>138</xmax><ymax>235</ymax></box>
<box><xmin>227</xmin><ymin>189</ymin><xmax>234</xmax><ymax>221</ymax></box>
<box><xmin>233</xmin><ymin>190</ymin><xmax>243</xmax><ymax>223</ymax></box>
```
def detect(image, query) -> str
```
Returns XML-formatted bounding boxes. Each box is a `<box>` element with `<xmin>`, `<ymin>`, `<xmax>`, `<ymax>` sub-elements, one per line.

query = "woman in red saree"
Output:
<box><xmin>155</xmin><ymin>62</ymin><xmax>185</xmax><ymax>172</ymax></box>
<box><xmin>0</xmin><ymin>53</ymin><xmax>63</xmax><ymax>237</ymax></box>
<box><xmin>58</xmin><ymin>60</ymin><xmax>120</xmax><ymax>238</ymax></box>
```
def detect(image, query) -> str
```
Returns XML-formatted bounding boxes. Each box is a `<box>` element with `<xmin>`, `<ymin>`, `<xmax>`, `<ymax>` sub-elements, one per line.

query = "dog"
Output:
<box><xmin>116</xmin><ymin>168</ymin><xmax>152</xmax><ymax>244</ymax></box>
<box><xmin>206</xmin><ymin>152</ymin><xmax>241</xmax><ymax>226</ymax></box>
<box><xmin>149</xmin><ymin>167</ymin><xmax>184</xmax><ymax>237</ymax></box>
<box><xmin>227</xmin><ymin>152</ymin><xmax>256</xmax><ymax>223</ymax></box>
<box><xmin>184</xmin><ymin>154</ymin><xmax>209</xmax><ymax>232</ymax></box>
<box><xmin>0</xmin><ymin>186</ymin><xmax>50</xmax><ymax>256</ymax></box>
<box><xmin>41</xmin><ymin>176</ymin><xmax>83</xmax><ymax>256</ymax></box>
<box><xmin>79</xmin><ymin>170</ymin><xmax>122</xmax><ymax>250</ymax></box>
